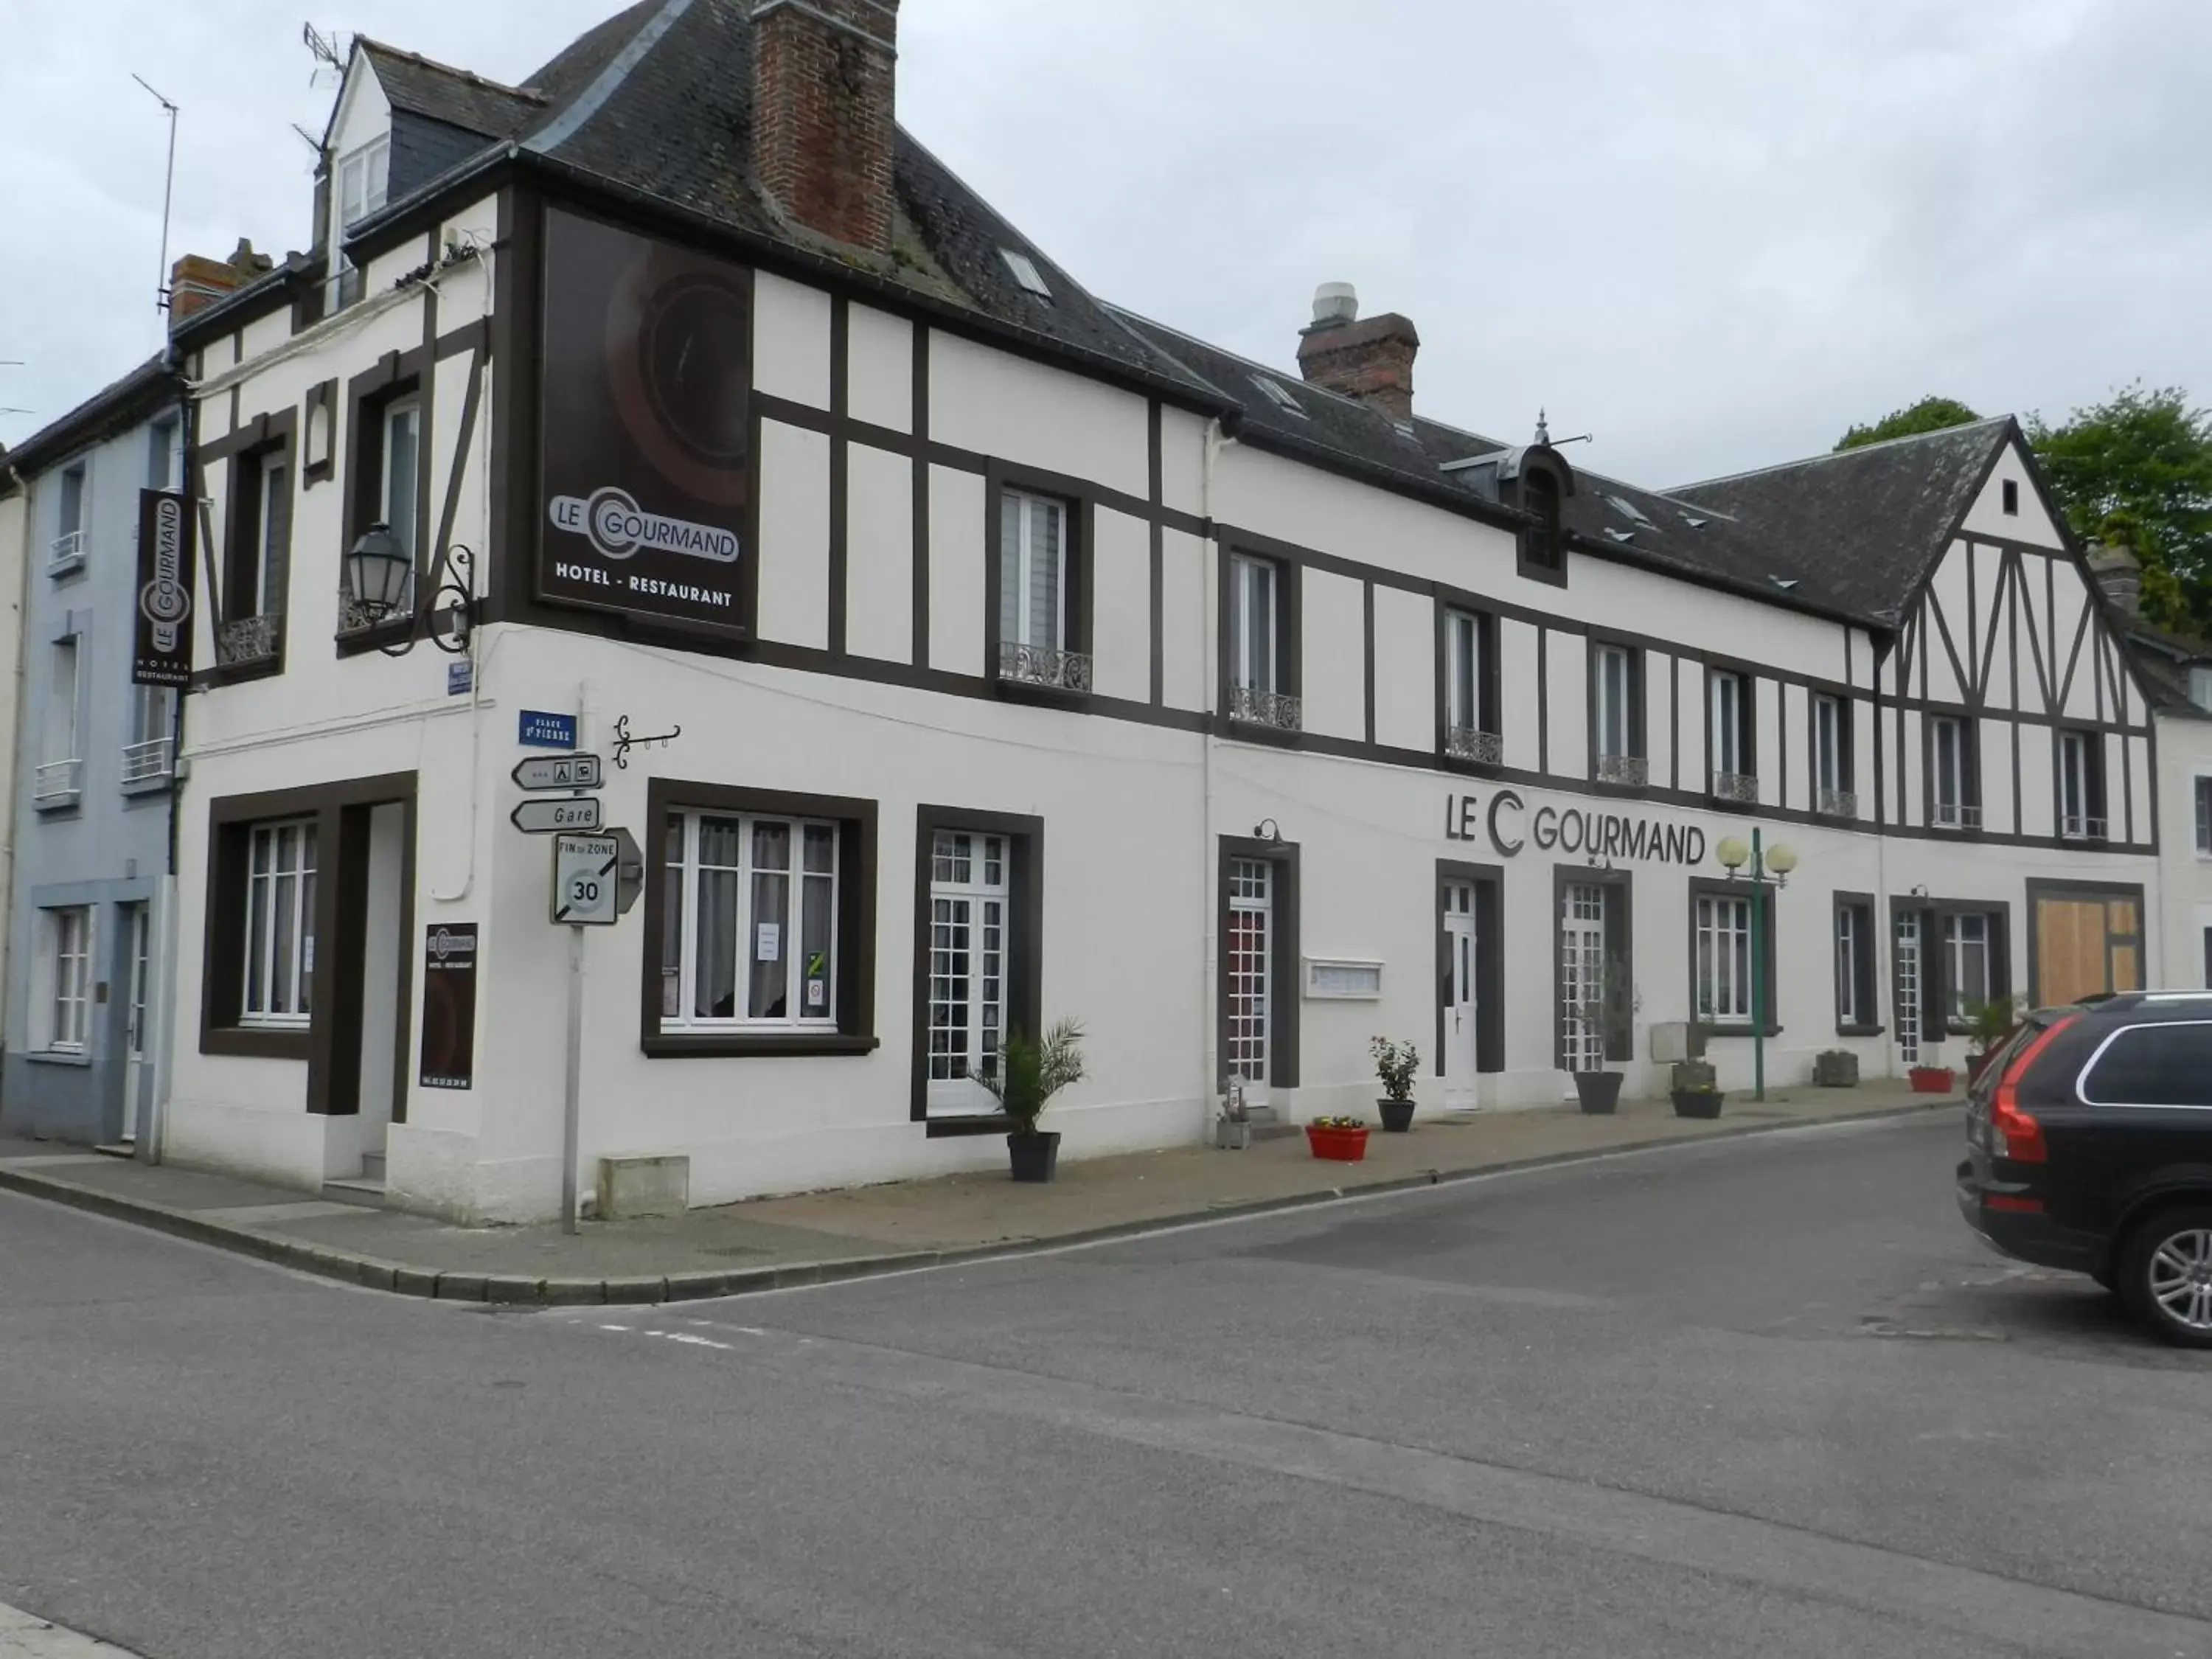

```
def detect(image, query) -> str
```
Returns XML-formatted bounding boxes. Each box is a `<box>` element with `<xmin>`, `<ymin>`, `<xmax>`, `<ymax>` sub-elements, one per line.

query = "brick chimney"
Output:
<box><xmin>751</xmin><ymin>0</ymin><xmax>900</xmax><ymax>257</ymax></box>
<box><xmin>1295</xmin><ymin>283</ymin><xmax>1419</xmax><ymax>423</ymax></box>
<box><xmin>169</xmin><ymin>238</ymin><xmax>276</xmax><ymax>327</ymax></box>
<box><xmin>2086</xmin><ymin>542</ymin><xmax>2141</xmax><ymax>619</ymax></box>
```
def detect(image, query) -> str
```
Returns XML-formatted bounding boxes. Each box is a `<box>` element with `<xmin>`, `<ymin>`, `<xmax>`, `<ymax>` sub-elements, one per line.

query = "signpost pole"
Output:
<box><xmin>560</xmin><ymin>921</ymin><xmax>585</xmax><ymax>1235</ymax></box>
<box><xmin>1750</xmin><ymin>827</ymin><xmax>1767</xmax><ymax>1104</ymax></box>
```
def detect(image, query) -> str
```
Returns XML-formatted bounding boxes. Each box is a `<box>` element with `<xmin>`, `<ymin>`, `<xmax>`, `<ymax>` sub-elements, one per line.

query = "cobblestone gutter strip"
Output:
<box><xmin>0</xmin><ymin>1100</ymin><xmax>1956</xmax><ymax>1306</ymax></box>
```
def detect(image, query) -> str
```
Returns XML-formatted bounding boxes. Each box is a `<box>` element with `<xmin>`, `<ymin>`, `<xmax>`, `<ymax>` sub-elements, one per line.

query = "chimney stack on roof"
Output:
<box><xmin>2086</xmin><ymin>542</ymin><xmax>2142</xmax><ymax>619</ymax></box>
<box><xmin>168</xmin><ymin>238</ymin><xmax>275</xmax><ymax>328</ymax></box>
<box><xmin>1295</xmin><ymin>282</ymin><xmax>1420</xmax><ymax>424</ymax></box>
<box><xmin>751</xmin><ymin>0</ymin><xmax>900</xmax><ymax>258</ymax></box>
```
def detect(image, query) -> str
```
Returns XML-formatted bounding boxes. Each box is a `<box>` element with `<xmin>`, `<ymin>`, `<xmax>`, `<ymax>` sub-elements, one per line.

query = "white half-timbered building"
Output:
<box><xmin>153</xmin><ymin>0</ymin><xmax>2173</xmax><ymax>1220</ymax></box>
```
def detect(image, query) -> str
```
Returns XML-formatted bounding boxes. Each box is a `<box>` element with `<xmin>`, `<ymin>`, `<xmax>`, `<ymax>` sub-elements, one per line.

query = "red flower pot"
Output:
<box><xmin>1908</xmin><ymin>1065</ymin><xmax>1955</xmax><ymax>1094</ymax></box>
<box><xmin>1305</xmin><ymin>1124</ymin><xmax>1370</xmax><ymax>1162</ymax></box>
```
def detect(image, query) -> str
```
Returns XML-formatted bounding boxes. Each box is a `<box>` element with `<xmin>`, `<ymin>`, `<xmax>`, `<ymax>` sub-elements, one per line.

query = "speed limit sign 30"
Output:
<box><xmin>552</xmin><ymin>833</ymin><xmax>620</xmax><ymax>925</ymax></box>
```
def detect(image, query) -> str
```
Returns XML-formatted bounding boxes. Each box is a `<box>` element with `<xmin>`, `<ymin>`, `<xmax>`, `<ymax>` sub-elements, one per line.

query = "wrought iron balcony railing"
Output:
<box><xmin>1933</xmin><ymin>802</ymin><xmax>1983</xmax><ymax>831</ymax></box>
<box><xmin>1228</xmin><ymin>684</ymin><xmax>1302</xmax><ymax>731</ymax></box>
<box><xmin>996</xmin><ymin>639</ymin><xmax>1093</xmax><ymax>694</ymax></box>
<box><xmin>1816</xmin><ymin>786</ymin><xmax>1859</xmax><ymax>819</ymax></box>
<box><xmin>1711</xmin><ymin>768</ymin><xmax>1760</xmax><ymax>804</ymax></box>
<box><xmin>1446</xmin><ymin>725</ymin><xmax>1502</xmax><ymax>765</ymax></box>
<box><xmin>217</xmin><ymin>613</ymin><xmax>282</xmax><ymax>667</ymax></box>
<box><xmin>2061</xmin><ymin>813</ymin><xmax>2109</xmax><ymax>842</ymax></box>
<box><xmin>1596</xmin><ymin>753</ymin><xmax>1646</xmax><ymax>787</ymax></box>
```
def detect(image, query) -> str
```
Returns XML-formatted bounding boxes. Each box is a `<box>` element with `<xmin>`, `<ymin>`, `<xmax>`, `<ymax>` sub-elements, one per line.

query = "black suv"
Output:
<box><xmin>1957</xmin><ymin>991</ymin><xmax>2212</xmax><ymax>1346</ymax></box>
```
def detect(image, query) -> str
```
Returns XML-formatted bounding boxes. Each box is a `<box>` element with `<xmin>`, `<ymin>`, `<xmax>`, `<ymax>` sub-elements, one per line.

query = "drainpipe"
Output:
<box><xmin>1199</xmin><ymin>418</ymin><xmax>1222</xmax><ymax>1138</ymax></box>
<box><xmin>145</xmin><ymin>386</ymin><xmax>193</xmax><ymax>1163</ymax></box>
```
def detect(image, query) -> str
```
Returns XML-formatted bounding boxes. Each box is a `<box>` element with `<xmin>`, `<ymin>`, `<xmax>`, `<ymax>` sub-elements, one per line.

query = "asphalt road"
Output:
<box><xmin>2</xmin><ymin>1113</ymin><xmax>2208</xmax><ymax>1659</ymax></box>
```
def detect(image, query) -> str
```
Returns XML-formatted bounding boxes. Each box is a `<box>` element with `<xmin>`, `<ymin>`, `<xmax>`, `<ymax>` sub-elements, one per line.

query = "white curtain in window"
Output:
<box><xmin>998</xmin><ymin>490</ymin><xmax>1064</xmax><ymax>649</ymax></box>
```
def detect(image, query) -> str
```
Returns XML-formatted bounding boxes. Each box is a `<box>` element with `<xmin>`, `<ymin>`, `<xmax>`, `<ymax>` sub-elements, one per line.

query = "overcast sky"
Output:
<box><xmin>4</xmin><ymin>0</ymin><xmax>2206</xmax><ymax>485</ymax></box>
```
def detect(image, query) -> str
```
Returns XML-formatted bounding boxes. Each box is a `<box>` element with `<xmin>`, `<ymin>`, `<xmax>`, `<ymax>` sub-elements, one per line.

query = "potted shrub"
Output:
<box><xmin>1306</xmin><ymin>1115</ymin><xmax>1370</xmax><ymax>1162</ymax></box>
<box><xmin>1964</xmin><ymin>996</ymin><xmax>2023</xmax><ymax>1085</ymax></box>
<box><xmin>1370</xmin><ymin>1036</ymin><xmax>1419</xmax><ymax>1132</ymax></box>
<box><xmin>1907</xmin><ymin>1043</ymin><xmax>1955</xmax><ymax>1094</ymax></box>
<box><xmin>1669</xmin><ymin>1062</ymin><xmax>1725</xmax><ymax>1118</ymax></box>
<box><xmin>1812</xmin><ymin>1049</ymin><xmax>1858</xmax><ymax>1088</ymax></box>
<box><xmin>982</xmin><ymin>1018</ymin><xmax>1085</xmax><ymax>1182</ymax></box>
<box><xmin>1570</xmin><ymin>950</ymin><xmax>1635</xmax><ymax>1114</ymax></box>
<box><xmin>1216</xmin><ymin>1079</ymin><xmax>1252</xmax><ymax>1150</ymax></box>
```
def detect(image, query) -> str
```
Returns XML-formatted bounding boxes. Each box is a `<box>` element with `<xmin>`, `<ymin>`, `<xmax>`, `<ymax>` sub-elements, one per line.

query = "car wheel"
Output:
<box><xmin>2118</xmin><ymin>1206</ymin><xmax>2212</xmax><ymax>1349</ymax></box>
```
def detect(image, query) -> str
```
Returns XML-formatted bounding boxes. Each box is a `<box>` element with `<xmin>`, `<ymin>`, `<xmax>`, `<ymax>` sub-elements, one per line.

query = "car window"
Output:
<box><xmin>2079</xmin><ymin>1021</ymin><xmax>2212</xmax><ymax>1107</ymax></box>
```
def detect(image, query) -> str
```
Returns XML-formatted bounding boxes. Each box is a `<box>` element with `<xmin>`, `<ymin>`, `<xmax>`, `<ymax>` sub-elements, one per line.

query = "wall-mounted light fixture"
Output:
<box><xmin>345</xmin><ymin>524</ymin><xmax>475</xmax><ymax>658</ymax></box>
<box><xmin>1253</xmin><ymin>818</ymin><xmax>1282</xmax><ymax>844</ymax></box>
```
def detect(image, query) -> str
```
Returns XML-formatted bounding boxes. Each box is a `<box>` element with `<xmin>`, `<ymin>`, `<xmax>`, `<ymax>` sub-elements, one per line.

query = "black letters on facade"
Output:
<box><xmin>132</xmin><ymin>487</ymin><xmax>194</xmax><ymax>686</ymax></box>
<box><xmin>1444</xmin><ymin>791</ymin><xmax>1705</xmax><ymax>866</ymax></box>
<box><xmin>536</xmin><ymin>209</ymin><xmax>754</xmax><ymax>631</ymax></box>
<box><xmin>419</xmin><ymin>922</ymin><xmax>479</xmax><ymax>1091</ymax></box>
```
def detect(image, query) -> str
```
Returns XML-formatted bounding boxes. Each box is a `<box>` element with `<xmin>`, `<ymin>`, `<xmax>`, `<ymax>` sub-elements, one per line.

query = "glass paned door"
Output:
<box><xmin>1561</xmin><ymin>883</ymin><xmax>1607</xmax><ymax>1074</ymax></box>
<box><xmin>927</xmin><ymin>831</ymin><xmax>1008</xmax><ymax>1117</ymax></box>
<box><xmin>1443</xmin><ymin>883</ymin><xmax>1478</xmax><ymax>1106</ymax></box>
<box><xmin>121</xmin><ymin>903</ymin><xmax>150</xmax><ymax>1144</ymax></box>
<box><xmin>1896</xmin><ymin>912</ymin><xmax>1922</xmax><ymax>1064</ymax></box>
<box><xmin>1226</xmin><ymin>858</ymin><xmax>1272</xmax><ymax>1106</ymax></box>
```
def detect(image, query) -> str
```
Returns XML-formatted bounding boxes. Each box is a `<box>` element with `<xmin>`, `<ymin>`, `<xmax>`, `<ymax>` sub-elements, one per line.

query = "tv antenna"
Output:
<box><xmin>304</xmin><ymin>24</ymin><xmax>351</xmax><ymax>88</ymax></box>
<box><xmin>131</xmin><ymin>74</ymin><xmax>180</xmax><ymax>327</ymax></box>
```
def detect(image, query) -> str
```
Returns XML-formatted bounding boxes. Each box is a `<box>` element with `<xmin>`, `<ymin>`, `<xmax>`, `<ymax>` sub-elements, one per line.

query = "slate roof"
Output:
<box><xmin>1667</xmin><ymin>418</ymin><xmax>2016</xmax><ymax>627</ymax></box>
<box><xmin>2118</xmin><ymin>618</ymin><xmax>2212</xmax><ymax>716</ymax></box>
<box><xmin>0</xmin><ymin>355</ymin><xmax>174</xmax><ymax>485</ymax></box>
<box><xmin>358</xmin><ymin>41</ymin><xmax>543</xmax><ymax>140</ymax></box>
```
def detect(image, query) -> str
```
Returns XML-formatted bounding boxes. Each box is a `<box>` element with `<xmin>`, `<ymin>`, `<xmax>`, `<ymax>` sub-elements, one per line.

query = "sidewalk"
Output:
<box><xmin>0</xmin><ymin>1081</ymin><xmax>1957</xmax><ymax>1306</ymax></box>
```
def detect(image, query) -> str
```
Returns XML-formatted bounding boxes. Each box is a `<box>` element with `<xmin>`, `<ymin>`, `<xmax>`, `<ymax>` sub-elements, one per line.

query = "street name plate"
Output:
<box><xmin>512</xmin><ymin>753</ymin><xmax>604</xmax><ymax>791</ymax></box>
<box><xmin>552</xmin><ymin>833</ymin><xmax>620</xmax><ymax>925</ymax></box>
<box><xmin>512</xmin><ymin>796</ymin><xmax>603</xmax><ymax>834</ymax></box>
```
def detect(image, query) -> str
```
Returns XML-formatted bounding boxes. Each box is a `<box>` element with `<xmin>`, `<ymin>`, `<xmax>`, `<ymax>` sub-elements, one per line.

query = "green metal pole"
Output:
<box><xmin>1751</xmin><ymin>828</ymin><xmax>1767</xmax><ymax>1103</ymax></box>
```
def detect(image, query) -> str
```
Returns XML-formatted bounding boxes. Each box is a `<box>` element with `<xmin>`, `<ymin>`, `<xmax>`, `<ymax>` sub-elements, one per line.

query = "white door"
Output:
<box><xmin>1443</xmin><ymin>883</ymin><xmax>1478</xmax><ymax>1106</ymax></box>
<box><xmin>1896</xmin><ymin>912</ymin><xmax>1922</xmax><ymax>1064</ymax></box>
<box><xmin>1561</xmin><ymin>883</ymin><xmax>1607</xmax><ymax>1074</ymax></box>
<box><xmin>1227</xmin><ymin>857</ymin><xmax>1272</xmax><ymax>1107</ymax></box>
<box><xmin>120</xmin><ymin>903</ymin><xmax>150</xmax><ymax>1144</ymax></box>
<box><xmin>926</xmin><ymin>830</ymin><xmax>1011</xmax><ymax>1118</ymax></box>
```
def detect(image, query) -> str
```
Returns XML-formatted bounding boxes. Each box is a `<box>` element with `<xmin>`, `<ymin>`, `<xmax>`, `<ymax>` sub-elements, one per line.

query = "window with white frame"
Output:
<box><xmin>1835</xmin><ymin>902</ymin><xmax>1867</xmax><ymax>1027</ymax></box>
<box><xmin>124</xmin><ymin>684</ymin><xmax>175</xmax><ymax>784</ymax></box>
<box><xmin>381</xmin><ymin>400</ymin><xmax>420</xmax><ymax>560</ymax></box>
<box><xmin>927</xmin><ymin>829</ymin><xmax>1009</xmax><ymax>1111</ymax></box>
<box><xmin>52</xmin><ymin>461</ymin><xmax>87</xmax><ymax>567</ymax></box>
<box><xmin>658</xmin><ymin>811</ymin><xmax>838</xmax><ymax>1029</ymax></box>
<box><xmin>1944</xmin><ymin>912</ymin><xmax>1992</xmax><ymax>1019</ymax></box>
<box><xmin>998</xmin><ymin>489</ymin><xmax>1068</xmax><ymax>651</ymax></box>
<box><xmin>1228</xmin><ymin>553</ymin><xmax>1295</xmax><ymax>726</ymax></box>
<box><xmin>1932</xmin><ymin>716</ymin><xmax>1975</xmax><ymax>827</ymax></box>
<box><xmin>243</xmin><ymin>820</ymin><xmax>317</xmax><ymax>1026</ymax></box>
<box><xmin>1695</xmin><ymin>892</ymin><xmax>1753</xmax><ymax>1023</ymax></box>
<box><xmin>2197</xmin><ymin>776</ymin><xmax>2212</xmax><ymax>856</ymax></box>
<box><xmin>1592</xmin><ymin>644</ymin><xmax>1641</xmax><ymax>783</ymax></box>
<box><xmin>229</xmin><ymin>446</ymin><xmax>291</xmax><ymax>619</ymax></box>
<box><xmin>2058</xmin><ymin>731</ymin><xmax>2103</xmax><ymax>838</ymax></box>
<box><xmin>147</xmin><ymin>417</ymin><xmax>179</xmax><ymax>490</ymax></box>
<box><xmin>1710</xmin><ymin>670</ymin><xmax>1751</xmax><ymax>785</ymax></box>
<box><xmin>43</xmin><ymin>637</ymin><xmax>79</xmax><ymax>767</ymax></box>
<box><xmin>1814</xmin><ymin>693</ymin><xmax>1851</xmax><ymax>808</ymax></box>
<box><xmin>1444</xmin><ymin>607</ymin><xmax>1492</xmax><ymax>754</ymax></box>
<box><xmin>338</xmin><ymin>136</ymin><xmax>389</xmax><ymax>227</ymax></box>
<box><xmin>42</xmin><ymin>907</ymin><xmax>93</xmax><ymax>1052</ymax></box>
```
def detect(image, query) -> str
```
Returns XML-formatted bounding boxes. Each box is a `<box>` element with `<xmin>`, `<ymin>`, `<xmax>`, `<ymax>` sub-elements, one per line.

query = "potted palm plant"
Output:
<box><xmin>1964</xmin><ymin>995</ymin><xmax>2023</xmax><ymax>1085</ymax></box>
<box><xmin>1370</xmin><ymin>1036</ymin><xmax>1419</xmax><ymax>1132</ymax></box>
<box><xmin>982</xmin><ymin>1018</ymin><xmax>1086</xmax><ymax>1183</ymax></box>
<box><xmin>1571</xmin><ymin>950</ymin><xmax>1635</xmax><ymax>1114</ymax></box>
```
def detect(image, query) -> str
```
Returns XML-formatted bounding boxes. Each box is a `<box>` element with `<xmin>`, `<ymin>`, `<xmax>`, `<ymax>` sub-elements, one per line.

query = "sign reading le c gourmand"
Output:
<box><xmin>133</xmin><ymin>487</ymin><xmax>195</xmax><ymax>686</ymax></box>
<box><xmin>537</xmin><ymin>209</ymin><xmax>754</xmax><ymax>633</ymax></box>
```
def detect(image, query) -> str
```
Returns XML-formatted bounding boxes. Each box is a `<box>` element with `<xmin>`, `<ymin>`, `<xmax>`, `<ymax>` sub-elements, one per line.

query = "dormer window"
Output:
<box><xmin>338</xmin><ymin>136</ymin><xmax>390</xmax><ymax>227</ymax></box>
<box><xmin>1518</xmin><ymin>465</ymin><xmax>1566</xmax><ymax>585</ymax></box>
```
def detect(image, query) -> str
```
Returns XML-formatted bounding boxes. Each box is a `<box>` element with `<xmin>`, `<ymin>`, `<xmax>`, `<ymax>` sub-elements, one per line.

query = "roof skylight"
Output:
<box><xmin>1000</xmin><ymin>249</ymin><xmax>1052</xmax><ymax>299</ymax></box>
<box><xmin>1606</xmin><ymin>494</ymin><xmax>1653</xmax><ymax>526</ymax></box>
<box><xmin>1251</xmin><ymin>375</ymin><xmax>1306</xmax><ymax>417</ymax></box>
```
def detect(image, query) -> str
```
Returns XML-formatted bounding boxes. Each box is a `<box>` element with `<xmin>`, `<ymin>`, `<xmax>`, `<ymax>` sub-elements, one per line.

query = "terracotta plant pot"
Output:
<box><xmin>1306</xmin><ymin>1124</ymin><xmax>1370</xmax><ymax>1163</ymax></box>
<box><xmin>1377</xmin><ymin>1099</ymin><xmax>1416</xmax><ymax>1133</ymax></box>
<box><xmin>1907</xmin><ymin>1065</ymin><xmax>1955</xmax><ymax>1095</ymax></box>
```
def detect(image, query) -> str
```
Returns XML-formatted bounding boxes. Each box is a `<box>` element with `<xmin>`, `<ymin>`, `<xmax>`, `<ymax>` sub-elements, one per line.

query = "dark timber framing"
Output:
<box><xmin>198</xmin><ymin>772</ymin><xmax>417</xmax><ymax>1121</ymax></box>
<box><xmin>911</xmin><ymin>805</ymin><xmax>1045</xmax><ymax>1137</ymax></box>
<box><xmin>639</xmin><ymin>779</ymin><xmax>881</xmax><ymax>1059</ymax></box>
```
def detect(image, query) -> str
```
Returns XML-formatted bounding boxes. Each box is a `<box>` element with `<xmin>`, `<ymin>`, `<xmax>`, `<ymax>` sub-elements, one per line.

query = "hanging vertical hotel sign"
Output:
<box><xmin>418</xmin><ymin>922</ymin><xmax>480</xmax><ymax>1091</ymax></box>
<box><xmin>132</xmin><ymin>487</ymin><xmax>195</xmax><ymax>686</ymax></box>
<box><xmin>537</xmin><ymin>209</ymin><xmax>754</xmax><ymax>632</ymax></box>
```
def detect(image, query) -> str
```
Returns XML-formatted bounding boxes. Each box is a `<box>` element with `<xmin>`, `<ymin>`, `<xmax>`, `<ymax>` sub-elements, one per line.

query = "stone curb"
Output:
<box><xmin>0</xmin><ymin>1099</ymin><xmax>1958</xmax><ymax>1305</ymax></box>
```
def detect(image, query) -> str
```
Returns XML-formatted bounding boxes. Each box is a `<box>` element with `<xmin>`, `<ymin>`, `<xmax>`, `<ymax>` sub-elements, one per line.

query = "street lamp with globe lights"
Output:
<box><xmin>1716</xmin><ymin>827</ymin><xmax>1797</xmax><ymax>1101</ymax></box>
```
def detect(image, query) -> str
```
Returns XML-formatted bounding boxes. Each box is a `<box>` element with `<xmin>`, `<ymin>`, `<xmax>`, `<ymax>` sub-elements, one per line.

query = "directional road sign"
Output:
<box><xmin>552</xmin><ymin>833</ymin><xmax>620</xmax><ymax>925</ymax></box>
<box><xmin>512</xmin><ymin>753</ymin><xmax>603</xmax><ymax>791</ymax></box>
<box><xmin>512</xmin><ymin>796</ymin><xmax>603</xmax><ymax>834</ymax></box>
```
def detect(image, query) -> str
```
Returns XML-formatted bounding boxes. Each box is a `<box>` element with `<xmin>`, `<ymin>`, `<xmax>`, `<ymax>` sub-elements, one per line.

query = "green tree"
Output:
<box><xmin>2028</xmin><ymin>384</ymin><xmax>2212</xmax><ymax>635</ymax></box>
<box><xmin>1834</xmin><ymin>395</ymin><xmax>1983</xmax><ymax>451</ymax></box>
